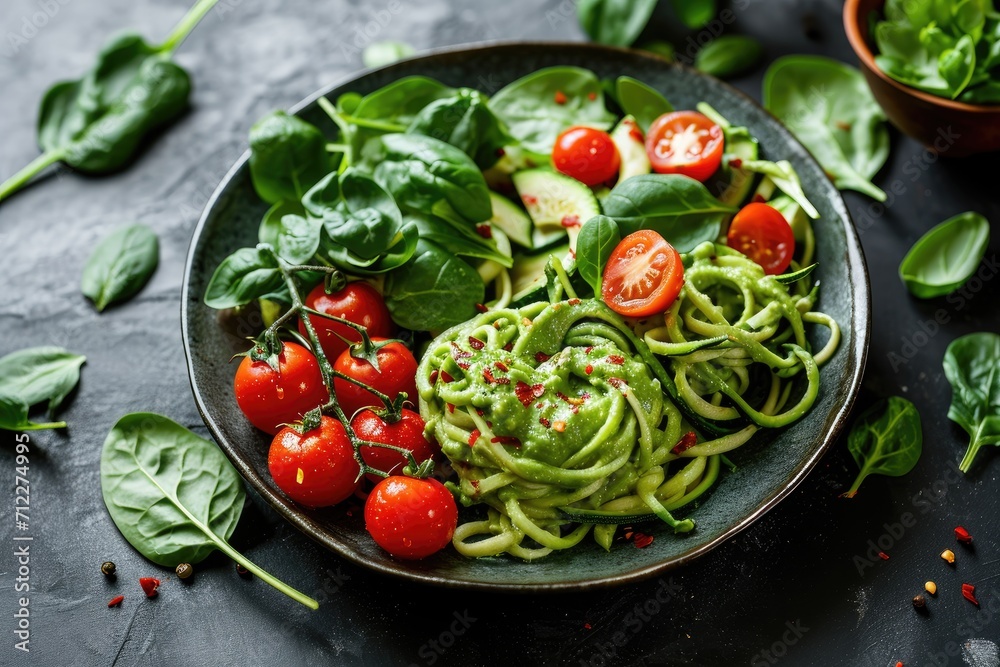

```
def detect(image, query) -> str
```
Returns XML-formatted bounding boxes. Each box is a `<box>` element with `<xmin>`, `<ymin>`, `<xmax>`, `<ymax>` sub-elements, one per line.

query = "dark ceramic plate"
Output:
<box><xmin>181</xmin><ymin>42</ymin><xmax>870</xmax><ymax>591</ymax></box>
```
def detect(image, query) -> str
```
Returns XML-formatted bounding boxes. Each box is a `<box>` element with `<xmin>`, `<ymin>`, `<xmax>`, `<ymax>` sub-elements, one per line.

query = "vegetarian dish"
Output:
<box><xmin>204</xmin><ymin>66</ymin><xmax>839</xmax><ymax>561</ymax></box>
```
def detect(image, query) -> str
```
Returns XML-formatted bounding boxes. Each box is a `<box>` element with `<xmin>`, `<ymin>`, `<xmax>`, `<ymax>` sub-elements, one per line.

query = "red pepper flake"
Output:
<box><xmin>557</xmin><ymin>391</ymin><xmax>585</xmax><ymax>406</ymax></box>
<box><xmin>568</xmin><ymin>298</ymin><xmax>581</xmax><ymax>306</ymax></box>
<box><xmin>606</xmin><ymin>354</ymin><xmax>625</xmax><ymax>366</ymax></box>
<box><xmin>139</xmin><ymin>577</ymin><xmax>160</xmax><ymax>598</ymax></box>
<box><xmin>955</xmin><ymin>526</ymin><xmax>973</xmax><ymax>544</ymax></box>
<box><xmin>503</xmin><ymin>342</ymin><xmax>514</xmax><ymax>352</ymax></box>
<box><xmin>584</xmin><ymin>621</ymin><xmax>592</xmax><ymax>629</ymax></box>
<box><xmin>475</xmin><ymin>303</ymin><xmax>488</xmax><ymax>313</ymax></box>
<box><xmin>441</xmin><ymin>371</ymin><xmax>454</xmax><ymax>383</ymax></box>
<box><xmin>878</xmin><ymin>551</ymin><xmax>890</xmax><ymax>561</ymax></box>
<box><xmin>457</xmin><ymin>361</ymin><xmax>470</xmax><ymax>370</ymax></box>
<box><xmin>468</xmin><ymin>429</ymin><xmax>480</xmax><ymax>447</ymax></box>
<box><xmin>476</xmin><ymin>224</ymin><xmax>493</xmax><ymax>239</ymax></box>
<box><xmin>491</xmin><ymin>435</ymin><xmax>522</xmax><ymax>447</ymax></box>
<box><xmin>515</xmin><ymin>381</ymin><xmax>545</xmax><ymax>407</ymax></box>
<box><xmin>552</xmin><ymin>421</ymin><xmax>566</xmax><ymax>433</ymax></box>
<box><xmin>587</xmin><ymin>91</ymin><xmax>597</xmax><ymax>101</ymax></box>
<box><xmin>895</xmin><ymin>663</ymin><xmax>903</xmax><ymax>667</ymax></box>
<box><xmin>476</xmin><ymin>409</ymin><xmax>484</xmax><ymax>416</ymax></box>
<box><xmin>523</xmin><ymin>194</ymin><xmax>538</xmax><ymax>206</ymax></box>
<box><xmin>729</xmin><ymin>158</ymin><xmax>743</xmax><ymax>169</ymax></box>
<box><xmin>494</xmin><ymin>361</ymin><xmax>509</xmax><ymax>373</ymax></box>
<box><xmin>429</xmin><ymin>369</ymin><xmax>439</xmax><ymax>384</ymax></box>
<box><xmin>607</xmin><ymin>377</ymin><xmax>626</xmax><ymax>389</ymax></box>
<box><xmin>470</xmin><ymin>478</ymin><xmax>480</xmax><ymax>490</ymax></box>
<box><xmin>535</xmin><ymin>351</ymin><xmax>551</xmax><ymax>363</ymax></box>
<box><xmin>561</xmin><ymin>215</ymin><xmax>580</xmax><ymax>228</ymax></box>
<box><xmin>451</xmin><ymin>343</ymin><xmax>472</xmax><ymax>359</ymax></box>
<box><xmin>554</xmin><ymin>90</ymin><xmax>568</xmax><ymax>105</ymax></box>
<box><xmin>962</xmin><ymin>583</ymin><xmax>980</xmax><ymax>607</ymax></box>
<box><xmin>633</xmin><ymin>532</ymin><xmax>654</xmax><ymax>549</ymax></box>
<box><xmin>108</xmin><ymin>595</ymin><xmax>124</xmax><ymax>608</ymax></box>
<box><xmin>671</xmin><ymin>431</ymin><xmax>698</xmax><ymax>455</ymax></box>
<box><xmin>585</xmin><ymin>364</ymin><xmax>594</xmax><ymax>375</ymax></box>
<box><xmin>585</xmin><ymin>346</ymin><xmax>594</xmax><ymax>354</ymax></box>
<box><xmin>447</xmin><ymin>403</ymin><xmax>455</xmax><ymax>413</ymax></box>
<box><xmin>539</xmin><ymin>417</ymin><xmax>551</xmax><ymax>428</ymax></box>
<box><xmin>468</xmin><ymin>336</ymin><xmax>485</xmax><ymax>350</ymax></box>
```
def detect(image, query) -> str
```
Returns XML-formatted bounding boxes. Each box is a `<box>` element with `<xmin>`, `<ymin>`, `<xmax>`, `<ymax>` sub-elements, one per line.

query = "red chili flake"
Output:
<box><xmin>429</xmin><ymin>369</ymin><xmax>439</xmax><ymax>384</ymax></box>
<box><xmin>561</xmin><ymin>215</ymin><xmax>581</xmax><ymax>228</ymax></box>
<box><xmin>523</xmin><ymin>194</ymin><xmax>538</xmax><ymax>206</ymax></box>
<box><xmin>633</xmin><ymin>532</ymin><xmax>654</xmax><ymax>549</ymax></box>
<box><xmin>878</xmin><ymin>551</ymin><xmax>890</xmax><ymax>561</ymax></box>
<box><xmin>729</xmin><ymin>158</ymin><xmax>743</xmax><ymax>169</ymax></box>
<box><xmin>568</xmin><ymin>298</ymin><xmax>581</xmax><ymax>306</ymax></box>
<box><xmin>584</xmin><ymin>622</ymin><xmax>593</xmax><ymax>629</ymax></box>
<box><xmin>491</xmin><ymin>435</ymin><xmax>522</xmax><ymax>447</ymax></box>
<box><xmin>539</xmin><ymin>417</ymin><xmax>551</xmax><ymax>428</ymax></box>
<box><xmin>895</xmin><ymin>663</ymin><xmax>903</xmax><ymax>667</ymax></box>
<box><xmin>536</xmin><ymin>402</ymin><xmax>545</xmax><ymax>409</ymax></box>
<box><xmin>557</xmin><ymin>391</ymin><xmax>585</xmax><ymax>406</ymax></box>
<box><xmin>476</xmin><ymin>224</ymin><xmax>493</xmax><ymax>239</ymax></box>
<box><xmin>503</xmin><ymin>342</ymin><xmax>514</xmax><ymax>352</ymax></box>
<box><xmin>457</xmin><ymin>361</ymin><xmax>470</xmax><ymax>370</ymax></box>
<box><xmin>108</xmin><ymin>595</ymin><xmax>124</xmax><ymax>608</ymax></box>
<box><xmin>607</xmin><ymin>377</ymin><xmax>626</xmax><ymax>389</ymax></box>
<box><xmin>447</xmin><ymin>403</ymin><xmax>455</xmax><ymax>413</ymax></box>
<box><xmin>469</xmin><ymin>336</ymin><xmax>485</xmax><ymax>350</ymax></box>
<box><xmin>483</xmin><ymin>368</ymin><xmax>495</xmax><ymax>384</ymax></box>
<box><xmin>535</xmin><ymin>351</ymin><xmax>551</xmax><ymax>363</ymax></box>
<box><xmin>441</xmin><ymin>371</ymin><xmax>454</xmax><ymax>383</ymax></box>
<box><xmin>671</xmin><ymin>431</ymin><xmax>698</xmax><ymax>455</ymax></box>
<box><xmin>475</xmin><ymin>303</ymin><xmax>488</xmax><ymax>313</ymax></box>
<box><xmin>585</xmin><ymin>364</ymin><xmax>594</xmax><ymax>375</ymax></box>
<box><xmin>515</xmin><ymin>381</ymin><xmax>544</xmax><ymax>407</ymax></box>
<box><xmin>587</xmin><ymin>91</ymin><xmax>597</xmax><ymax>101</ymax></box>
<box><xmin>470</xmin><ymin>478</ymin><xmax>480</xmax><ymax>490</ymax></box>
<box><xmin>585</xmin><ymin>346</ymin><xmax>594</xmax><ymax>354</ymax></box>
<box><xmin>552</xmin><ymin>421</ymin><xmax>566</xmax><ymax>433</ymax></box>
<box><xmin>962</xmin><ymin>583</ymin><xmax>980</xmax><ymax>607</ymax></box>
<box><xmin>139</xmin><ymin>577</ymin><xmax>160</xmax><ymax>598</ymax></box>
<box><xmin>468</xmin><ymin>429</ymin><xmax>481</xmax><ymax>447</ymax></box>
<box><xmin>606</xmin><ymin>354</ymin><xmax>625</xmax><ymax>366</ymax></box>
<box><xmin>451</xmin><ymin>343</ymin><xmax>472</xmax><ymax>359</ymax></box>
<box><xmin>494</xmin><ymin>361</ymin><xmax>509</xmax><ymax>373</ymax></box>
<box><xmin>476</xmin><ymin>409</ymin><xmax>484</xmax><ymax>416</ymax></box>
<box><xmin>955</xmin><ymin>526</ymin><xmax>973</xmax><ymax>544</ymax></box>
<box><xmin>554</xmin><ymin>90</ymin><xmax>568</xmax><ymax>105</ymax></box>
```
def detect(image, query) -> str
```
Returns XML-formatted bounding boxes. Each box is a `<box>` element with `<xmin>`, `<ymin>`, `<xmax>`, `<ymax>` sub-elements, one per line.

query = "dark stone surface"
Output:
<box><xmin>0</xmin><ymin>1</ymin><xmax>998</xmax><ymax>666</ymax></box>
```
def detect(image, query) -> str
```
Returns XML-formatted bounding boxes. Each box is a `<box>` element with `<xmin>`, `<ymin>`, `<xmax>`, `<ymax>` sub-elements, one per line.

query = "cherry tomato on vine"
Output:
<box><xmin>333</xmin><ymin>338</ymin><xmax>418</xmax><ymax>417</ymax></box>
<box><xmin>364</xmin><ymin>476</ymin><xmax>457</xmax><ymax>559</ymax></box>
<box><xmin>601</xmin><ymin>230</ymin><xmax>684</xmax><ymax>318</ymax></box>
<box><xmin>726</xmin><ymin>202</ymin><xmax>796</xmax><ymax>275</ymax></box>
<box><xmin>645</xmin><ymin>111</ymin><xmax>724</xmax><ymax>182</ymax></box>
<box><xmin>234</xmin><ymin>341</ymin><xmax>329</xmax><ymax>434</ymax></box>
<box><xmin>268</xmin><ymin>416</ymin><xmax>361</xmax><ymax>508</ymax></box>
<box><xmin>352</xmin><ymin>409</ymin><xmax>436</xmax><ymax>483</ymax></box>
<box><xmin>552</xmin><ymin>126</ymin><xmax>621</xmax><ymax>186</ymax></box>
<box><xmin>297</xmin><ymin>282</ymin><xmax>393</xmax><ymax>361</ymax></box>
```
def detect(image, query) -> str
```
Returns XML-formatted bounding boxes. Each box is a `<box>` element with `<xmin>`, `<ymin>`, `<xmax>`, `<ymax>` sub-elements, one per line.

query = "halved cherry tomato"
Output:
<box><xmin>645</xmin><ymin>111</ymin><xmax>724</xmax><ymax>182</ymax></box>
<box><xmin>233</xmin><ymin>341</ymin><xmax>329</xmax><ymax>434</ymax></box>
<box><xmin>726</xmin><ymin>203</ymin><xmax>796</xmax><ymax>275</ymax></box>
<box><xmin>268</xmin><ymin>416</ymin><xmax>360</xmax><ymax>508</ymax></box>
<box><xmin>333</xmin><ymin>338</ymin><xmax>418</xmax><ymax>417</ymax></box>
<box><xmin>352</xmin><ymin>409</ymin><xmax>436</xmax><ymax>483</ymax></box>
<box><xmin>601</xmin><ymin>230</ymin><xmax>684</xmax><ymax>317</ymax></box>
<box><xmin>298</xmin><ymin>282</ymin><xmax>393</xmax><ymax>362</ymax></box>
<box><xmin>553</xmin><ymin>126</ymin><xmax>621</xmax><ymax>186</ymax></box>
<box><xmin>364</xmin><ymin>476</ymin><xmax>457</xmax><ymax>559</ymax></box>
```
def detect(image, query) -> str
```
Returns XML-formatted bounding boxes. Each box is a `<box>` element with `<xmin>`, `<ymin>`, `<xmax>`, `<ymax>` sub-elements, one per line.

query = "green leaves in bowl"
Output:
<box><xmin>842</xmin><ymin>397</ymin><xmax>922</xmax><ymax>498</ymax></box>
<box><xmin>615</xmin><ymin>76</ymin><xmax>673</xmax><ymax>132</ymax></box>
<box><xmin>249</xmin><ymin>111</ymin><xmax>334</xmax><ymax>205</ymax></box>
<box><xmin>695</xmin><ymin>36</ymin><xmax>763</xmax><ymax>78</ymax></box>
<box><xmin>82</xmin><ymin>224</ymin><xmax>159</xmax><ymax>312</ymax></box>
<box><xmin>576</xmin><ymin>215</ymin><xmax>622</xmax><ymax>296</ymax></box>
<box><xmin>899</xmin><ymin>211</ymin><xmax>990</xmax><ymax>299</ymax></box>
<box><xmin>0</xmin><ymin>346</ymin><xmax>86</xmax><ymax>431</ymax></box>
<box><xmin>943</xmin><ymin>332</ymin><xmax>1000</xmax><ymax>473</ymax></box>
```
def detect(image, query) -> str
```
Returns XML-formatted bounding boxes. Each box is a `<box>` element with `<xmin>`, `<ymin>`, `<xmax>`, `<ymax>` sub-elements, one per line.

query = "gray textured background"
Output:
<box><xmin>2</xmin><ymin>1</ymin><xmax>999</xmax><ymax>665</ymax></box>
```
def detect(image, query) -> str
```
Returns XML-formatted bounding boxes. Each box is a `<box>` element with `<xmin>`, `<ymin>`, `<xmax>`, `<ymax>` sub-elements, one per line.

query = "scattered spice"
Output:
<box><xmin>954</xmin><ymin>526</ymin><xmax>973</xmax><ymax>544</ymax></box>
<box><xmin>584</xmin><ymin>621</ymin><xmax>593</xmax><ymax>629</ymax></box>
<box><xmin>139</xmin><ymin>577</ymin><xmax>160</xmax><ymax>598</ymax></box>
<box><xmin>539</xmin><ymin>417</ymin><xmax>551</xmax><ymax>428</ymax></box>
<box><xmin>108</xmin><ymin>595</ymin><xmax>124</xmax><ymax>608</ymax></box>
<box><xmin>475</xmin><ymin>224</ymin><xmax>492</xmax><ymax>239</ymax></box>
<box><xmin>941</xmin><ymin>549</ymin><xmax>956</xmax><ymax>564</ymax></box>
<box><xmin>633</xmin><ymin>532</ymin><xmax>654</xmax><ymax>549</ymax></box>
<box><xmin>101</xmin><ymin>561</ymin><xmax>117</xmax><ymax>577</ymax></box>
<box><xmin>568</xmin><ymin>298</ymin><xmax>581</xmax><ymax>306</ymax></box>
<box><xmin>494</xmin><ymin>361</ymin><xmax>509</xmax><ymax>373</ymax></box>
<box><xmin>175</xmin><ymin>563</ymin><xmax>194</xmax><ymax>580</ymax></box>
<box><xmin>534</xmin><ymin>351</ymin><xmax>550</xmax><ymax>363</ymax></box>
<box><xmin>490</xmin><ymin>435</ymin><xmax>522</xmax><ymax>447</ymax></box>
<box><xmin>925</xmin><ymin>581</ymin><xmax>937</xmax><ymax>595</ymax></box>
<box><xmin>468</xmin><ymin>336</ymin><xmax>485</xmax><ymax>350</ymax></box>
<box><xmin>503</xmin><ymin>342</ymin><xmax>514</xmax><ymax>352</ymax></box>
<box><xmin>729</xmin><ymin>158</ymin><xmax>743</xmax><ymax>169</ymax></box>
<box><xmin>429</xmin><ymin>369</ymin><xmax>439</xmax><ymax>384</ymax></box>
<box><xmin>671</xmin><ymin>432</ymin><xmax>698</xmax><ymax>455</ymax></box>
<box><xmin>878</xmin><ymin>551</ymin><xmax>890</xmax><ymax>561</ymax></box>
<box><xmin>607</xmin><ymin>377</ymin><xmax>626</xmax><ymax>390</ymax></box>
<box><xmin>894</xmin><ymin>663</ymin><xmax>903</xmax><ymax>667</ymax></box>
<box><xmin>447</xmin><ymin>403</ymin><xmax>455</xmax><ymax>414</ymax></box>
<box><xmin>554</xmin><ymin>90</ymin><xmax>567</xmax><ymax>105</ymax></box>
<box><xmin>236</xmin><ymin>564</ymin><xmax>252</xmax><ymax>579</ymax></box>
<box><xmin>912</xmin><ymin>594</ymin><xmax>926</xmax><ymax>610</ymax></box>
<box><xmin>441</xmin><ymin>371</ymin><xmax>454</xmax><ymax>383</ymax></box>
<box><xmin>468</xmin><ymin>429</ymin><xmax>480</xmax><ymax>447</ymax></box>
<box><xmin>475</xmin><ymin>303</ymin><xmax>488</xmax><ymax>313</ymax></box>
<box><xmin>552</xmin><ymin>421</ymin><xmax>566</xmax><ymax>433</ymax></box>
<box><xmin>962</xmin><ymin>583</ymin><xmax>980</xmax><ymax>607</ymax></box>
<box><xmin>585</xmin><ymin>364</ymin><xmax>594</xmax><ymax>375</ymax></box>
<box><xmin>606</xmin><ymin>355</ymin><xmax>625</xmax><ymax>366</ymax></box>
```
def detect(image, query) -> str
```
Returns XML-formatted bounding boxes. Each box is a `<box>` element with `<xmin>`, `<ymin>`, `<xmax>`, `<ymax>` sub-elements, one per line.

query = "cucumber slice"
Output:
<box><xmin>512</xmin><ymin>168</ymin><xmax>600</xmax><ymax>252</ymax></box>
<box><xmin>610</xmin><ymin>115</ymin><xmax>651</xmax><ymax>183</ymax></box>
<box><xmin>477</xmin><ymin>226</ymin><xmax>512</xmax><ymax>284</ymax></box>
<box><xmin>488</xmin><ymin>192</ymin><xmax>533</xmax><ymax>248</ymax></box>
<box><xmin>718</xmin><ymin>127</ymin><xmax>760</xmax><ymax>208</ymax></box>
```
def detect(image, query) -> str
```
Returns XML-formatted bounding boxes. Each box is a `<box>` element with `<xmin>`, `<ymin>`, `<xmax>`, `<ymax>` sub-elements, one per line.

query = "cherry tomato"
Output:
<box><xmin>268</xmin><ymin>416</ymin><xmax>361</xmax><ymax>508</ymax></box>
<box><xmin>333</xmin><ymin>338</ymin><xmax>419</xmax><ymax>417</ymax></box>
<box><xmin>352</xmin><ymin>409</ymin><xmax>436</xmax><ymax>483</ymax></box>
<box><xmin>727</xmin><ymin>203</ymin><xmax>796</xmax><ymax>275</ymax></box>
<box><xmin>298</xmin><ymin>282</ymin><xmax>393</xmax><ymax>362</ymax></box>
<box><xmin>601</xmin><ymin>230</ymin><xmax>684</xmax><ymax>317</ymax></box>
<box><xmin>233</xmin><ymin>342</ymin><xmax>329</xmax><ymax>434</ymax></box>
<box><xmin>645</xmin><ymin>111</ymin><xmax>724</xmax><ymax>182</ymax></box>
<box><xmin>552</xmin><ymin>126</ymin><xmax>621</xmax><ymax>186</ymax></box>
<box><xmin>364</xmin><ymin>476</ymin><xmax>457</xmax><ymax>559</ymax></box>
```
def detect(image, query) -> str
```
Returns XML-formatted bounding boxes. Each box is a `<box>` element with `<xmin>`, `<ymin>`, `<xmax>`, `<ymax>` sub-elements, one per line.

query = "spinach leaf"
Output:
<box><xmin>736</xmin><ymin>159</ymin><xmax>820</xmax><ymax>219</ymax></box>
<box><xmin>615</xmin><ymin>76</ymin><xmax>673</xmax><ymax>131</ymax></box>
<box><xmin>362</xmin><ymin>41</ymin><xmax>415</xmax><ymax>68</ymax></box>
<box><xmin>939</xmin><ymin>35</ymin><xmax>977</xmax><ymax>98</ymax></box>
<box><xmin>0</xmin><ymin>346</ymin><xmax>85</xmax><ymax>416</ymax></box>
<box><xmin>843</xmin><ymin>397</ymin><xmax>922</xmax><ymax>498</ymax></box>
<box><xmin>82</xmin><ymin>224</ymin><xmax>159</xmax><ymax>312</ymax></box>
<box><xmin>204</xmin><ymin>246</ymin><xmax>284</xmax><ymax>309</ymax></box>
<box><xmin>407</xmin><ymin>214</ymin><xmax>511</xmax><ymax>265</ymax></box>
<box><xmin>669</xmin><ymin>0</ymin><xmax>716</xmax><ymax>29</ymax></box>
<box><xmin>0</xmin><ymin>394</ymin><xmax>66</xmax><ymax>432</ymax></box>
<box><xmin>407</xmin><ymin>88</ymin><xmax>511</xmax><ymax>169</ymax></box>
<box><xmin>100</xmin><ymin>413</ymin><xmax>317</xmax><ymax>608</ymax></box>
<box><xmin>763</xmin><ymin>55</ymin><xmax>889</xmax><ymax>202</ymax></box>
<box><xmin>0</xmin><ymin>0</ymin><xmax>219</xmax><ymax>202</ymax></box>
<box><xmin>695</xmin><ymin>36</ymin><xmax>763</xmax><ymax>78</ymax></box>
<box><xmin>943</xmin><ymin>332</ymin><xmax>1000</xmax><ymax>473</ymax></box>
<box><xmin>488</xmin><ymin>67</ymin><xmax>616</xmax><ymax>154</ymax></box>
<box><xmin>249</xmin><ymin>111</ymin><xmax>332</xmax><ymax>204</ymax></box>
<box><xmin>577</xmin><ymin>0</ymin><xmax>658</xmax><ymax>47</ymax></box>
<box><xmin>274</xmin><ymin>214</ymin><xmax>323</xmax><ymax>265</ymax></box>
<box><xmin>258</xmin><ymin>200</ymin><xmax>304</xmax><ymax>246</ymax></box>
<box><xmin>602</xmin><ymin>174</ymin><xmax>736</xmax><ymax>252</ymax></box>
<box><xmin>899</xmin><ymin>211</ymin><xmax>990</xmax><ymax>298</ymax></box>
<box><xmin>576</xmin><ymin>215</ymin><xmax>621</xmax><ymax>297</ymax></box>
<box><xmin>383</xmin><ymin>240</ymin><xmax>484</xmax><ymax>331</ymax></box>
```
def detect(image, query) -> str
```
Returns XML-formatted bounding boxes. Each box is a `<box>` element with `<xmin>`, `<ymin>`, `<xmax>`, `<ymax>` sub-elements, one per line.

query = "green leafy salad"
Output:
<box><xmin>204</xmin><ymin>66</ymin><xmax>840</xmax><ymax>561</ymax></box>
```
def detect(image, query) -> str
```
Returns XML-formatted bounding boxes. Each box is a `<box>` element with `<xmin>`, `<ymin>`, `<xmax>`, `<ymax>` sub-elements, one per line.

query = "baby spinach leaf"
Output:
<box><xmin>843</xmin><ymin>397</ymin><xmax>922</xmax><ymax>498</ymax></box>
<box><xmin>407</xmin><ymin>214</ymin><xmax>511</xmax><ymax>265</ymax></box>
<box><xmin>362</xmin><ymin>41</ymin><xmax>415</xmax><ymax>68</ymax></box>
<box><xmin>899</xmin><ymin>211</ymin><xmax>990</xmax><ymax>299</ymax></box>
<box><xmin>943</xmin><ymin>332</ymin><xmax>1000</xmax><ymax>473</ymax></box>
<box><xmin>576</xmin><ymin>215</ymin><xmax>621</xmax><ymax>297</ymax></box>
<box><xmin>695</xmin><ymin>36</ymin><xmax>763</xmax><ymax>78</ymax></box>
<box><xmin>0</xmin><ymin>394</ymin><xmax>66</xmax><ymax>432</ymax></box>
<box><xmin>100</xmin><ymin>413</ymin><xmax>317</xmax><ymax>608</ymax></box>
<box><xmin>82</xmin><ymin>224</ymin><xmax>159</xmax><ymax>312</ymax></box>
<box><xmin>489</xmin><ymin>67</ymin><xmax>616</xmax><ymax>155</ymax></box>
<box><xmin>274</xmin><ymin>214</ymin><xmax>323</xmax><ymax>265</ymax></box>
<box><xmin>577</xmin><ymin>0</ymin><xmax>658</xmax><ymax>47</ymax></box>
<box><xmin>615</xmin><ymin>76</ymin><xmax>673</xmax><ymax>131</ymax></box>
<box><xmin>602</xmin><ymin>174</ymin><xmax>736</xmax><ymax>252</ymax></box>
<box><xmin>669</xmin><ymin>0</ymin><xmax>716</xmax><ymax>29</ymax></box>
<box><xmin>939</xmin><ymin>34</ymin><xmax>977</xmax><ymax>98</ymax></box>
<box><xmin>204</xmin><ymin>246</ymin><xmax>284</xmax><ymax>309</ymax></box>
<box><xmin>407</xmin><ymin>88</ymin><xmax>511</xmax><ymax>169</ymax></box>
<box><xmin>0</xmin><ymin>346</ymin><xmax>85</xmax><ymax>416</ymax></box>
<box><xmin>249</xmin><ymin>111</ymin><xmax>332</xmax><ymax>204</ymax></box>
<box><xmin>763</xmin><ymin>55</ymin><xmax>889</xmax><ymax>202</ymax></box>
<box><xmin>258</xmin><ymin>200</ymin><xmax>304</xmax><ymax>246</ymax></box>
<box><xmin>383</xmin><ymin>240</ymin><xmax>484</xmax><ymax>331</ymax></box>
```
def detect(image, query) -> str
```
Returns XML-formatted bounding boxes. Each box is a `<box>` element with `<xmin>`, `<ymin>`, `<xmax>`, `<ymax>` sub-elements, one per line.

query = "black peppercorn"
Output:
<box><xmin>175</xmin><ymin>563</ymin><xmax>193</xmax><ymax>580</ymax></box>
<box><xmin>101</xmin><ymin>561</ymin><xmax>117</xmax><ymax>577</ymax></box>
<box><xmin>912</xmin><ymin>594</ymin><xmax>927</xmax><ymax>610</ymax></box>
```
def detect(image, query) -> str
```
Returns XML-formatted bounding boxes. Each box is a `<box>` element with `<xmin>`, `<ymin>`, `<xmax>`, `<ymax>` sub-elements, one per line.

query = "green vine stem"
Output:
<box><xmin>212</xmin><ymin>537</ymin><xmax>319</xmax><ymax>610</ymax></box>
<box><xmin>158</xmin><ymin>0</ymin><xmax>222</xmax><ymax>55</ymax></box>
<box><xmin>0</xmin><ymin>150</ymin><xmax>64</xmax><ymax>203</ymax></box>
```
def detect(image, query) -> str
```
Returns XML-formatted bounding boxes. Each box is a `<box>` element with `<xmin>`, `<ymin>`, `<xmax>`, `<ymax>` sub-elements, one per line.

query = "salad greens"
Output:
<box><xmin>875</xmin><ymin>0</ymin><xmax>1000</xmax><ymax>103</ymax></box>
<box><xmin>899</xmin><ymin>212</ymin><xmax>990</xmax><ymax>298</ymax></box>
<box><xmin>249</xmin><ymin>111</ymin><xmax>334</xmax><ymax>205</ymax></box>
<box><xmin>763</xmin><ymin>55</ymin><xmax>890</xmax><ymax>202</ymax></box>
<box><xmin>843</xmin><ymin>397</ymin><xmax>922</xmax><ymax>498</ymax></box>
<box><xmin>101</xmin><ymin>413</ymin><xmax>318</xmax><ymax>608</ymax></box>
<box><xmin>943</xmin><ymin>333</ymin><xmax>1000</xmax><ymax>473</ymax></box>
<box><xmin>576</xmin><ymin>215</ymin><xmax>622</xmax><ymax>296</ymax></box>
<box><xmin>0</xmin><ymin>0</ymin><xmax>220</xmax><ymax>202</ymax></box>
<box><xmin>695</xmin><ymin>36</ymin><xmax>764</xmax><ymax>78</ymax></box>
<box><xmin>0</xmin><ymin>346</ymin><xmax>86</xmax><ymax>430</ymax></box>
<box><xmin>82</xmin><ymin>224</ymin><xmax>159</xmax><ymax>312</ymax></box>
<box><xmin>615</xmin><ymin>76</ymin><xmax>674</xmax><ymax>131</ymax></box>
<box><xmin>577</xmin><ymin>0</ymin><xmax>659</xmax><ymax>47</ymax></box>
